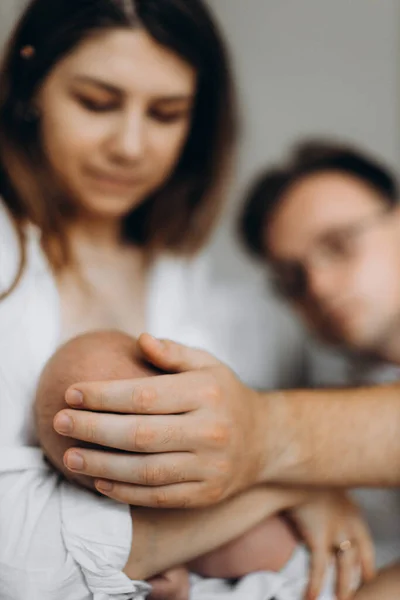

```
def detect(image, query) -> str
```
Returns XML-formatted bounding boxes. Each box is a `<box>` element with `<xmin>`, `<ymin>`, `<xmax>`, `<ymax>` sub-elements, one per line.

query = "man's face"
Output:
<box><xmin>265</xmin><ymin>171</ymin><xmax>400</xmax><ymax>353</ymax></box>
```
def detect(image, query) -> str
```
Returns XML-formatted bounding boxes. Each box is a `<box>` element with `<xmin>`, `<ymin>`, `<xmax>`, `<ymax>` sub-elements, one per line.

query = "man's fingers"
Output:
<box><xmin>305</xmin><ymin>549</ymin><xmax>329</xmax><ymax>600</ymax></box>
<box><xmin>54</xmin><ymin>410</ymin><xmax>194</xmax><ymax>452</ymax></box>
<box><xmin>65</xmin><ymin>371</ymin><xmax>207</xmax><ymax>414</ymax></box>
<box><xmin>63</xmin><ymin>448</ymin><xmax>200</xmax><ymax>486</ymax></box>
<box><xmin>94</xmin><ymin>480</ymin><xmax>209</xmax><ymax>508</ymax></box>
<box><xmin>138</xmin><ymin>333</ymin><xmax>220</xmax><ymax>372</ymax></box>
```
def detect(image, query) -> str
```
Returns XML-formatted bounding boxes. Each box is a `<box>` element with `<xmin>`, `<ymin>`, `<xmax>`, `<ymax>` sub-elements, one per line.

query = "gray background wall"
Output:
<box><xmin>0</xmin><ymin>1</ymin><xmax>27</xmax><ymax>43</ymax></box>
<box><xmin>205</xmin><ymin>0</ymin><xmax>400</xmax><ymax>276</ymax></box>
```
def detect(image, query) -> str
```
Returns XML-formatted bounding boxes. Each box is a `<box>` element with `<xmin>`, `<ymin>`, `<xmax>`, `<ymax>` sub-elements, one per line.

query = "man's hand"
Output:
<box><xmin>53</xmin><ymin>334</ymin><xmax>268</xmax><ymax>508</ymax></box>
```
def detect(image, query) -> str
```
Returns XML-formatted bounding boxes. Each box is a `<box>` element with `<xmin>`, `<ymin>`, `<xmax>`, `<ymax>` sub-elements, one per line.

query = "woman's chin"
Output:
<box><xmin>76</xmin><ymin>194</ymin><xmax>145</xmax><ymax>221</ymax></box>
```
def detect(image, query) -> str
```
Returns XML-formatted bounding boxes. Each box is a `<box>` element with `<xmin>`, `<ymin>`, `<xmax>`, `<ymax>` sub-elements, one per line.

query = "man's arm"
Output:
<box><xmin>53</xmin><ymin>336</ymin><xmax>400</xmax><ymax>509</ymax></box>
<box><xmin>262</xmin><ymin>384</ymin><xmax>400</xmax><ymax>488</ymax></box>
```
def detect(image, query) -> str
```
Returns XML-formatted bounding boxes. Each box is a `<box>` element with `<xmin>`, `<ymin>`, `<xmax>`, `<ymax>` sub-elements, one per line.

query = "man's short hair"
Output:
<box><xmin>240</xmin><ymin>139</ymin><xmax>399</xmax><ymax>259</ymax></box>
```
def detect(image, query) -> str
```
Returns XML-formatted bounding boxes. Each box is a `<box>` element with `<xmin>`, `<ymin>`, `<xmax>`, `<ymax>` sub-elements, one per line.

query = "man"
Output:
<box><xmin>240</xmin><ymin>139</ymin><xmax>400</xmax><ymax>595</ymax></box>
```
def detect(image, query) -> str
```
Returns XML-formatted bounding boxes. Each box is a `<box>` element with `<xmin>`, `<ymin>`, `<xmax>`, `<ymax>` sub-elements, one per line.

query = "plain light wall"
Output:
<box><xmin>206</xmin><ymin>0</ymin><xmax>400</xmax><ymax>276</ymax></box>
<box><xmin>0</xmin><ymin>1</ymin><xmax>26</xmax><ymax>46</ymax></box>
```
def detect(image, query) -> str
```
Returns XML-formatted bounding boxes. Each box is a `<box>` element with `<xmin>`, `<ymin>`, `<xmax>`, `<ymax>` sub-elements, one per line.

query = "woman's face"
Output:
<box><xmin>36</xmin><ymin>28</ymin><xmax>196</xmax><ymax>220</ymax></box>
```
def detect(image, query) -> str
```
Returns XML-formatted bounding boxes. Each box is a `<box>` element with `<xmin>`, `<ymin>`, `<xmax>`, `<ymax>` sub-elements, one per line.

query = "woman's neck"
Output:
<box><xmin>67</xmin><ymin>216</ymin><xmax>123</xmax><ymax>255</ymax></box>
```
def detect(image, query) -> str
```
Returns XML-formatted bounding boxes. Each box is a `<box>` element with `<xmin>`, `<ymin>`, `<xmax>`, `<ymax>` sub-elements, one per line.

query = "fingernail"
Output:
<box><xmin>146</xmin><ymin>334</ymin><xmax>163</xmax><ymax>346</ymax></box>
<box><xmin>54</xmin><ymin>414</ymin><xmax>73</xmax><ymax>434</ymax></box>
<box><xmin>65</xmin><ymin>451</ymin><xmax>84</xmax><ymax>471</ymax></box>
<box><xmin>96</xmin><ymin>480</ymin><xmax>114</xmax><ymax>492</ymax></box>
<box><xmin>66</xmin><ymin>389</ymin><xmax>83</xmax><ymax>407</ymax></box>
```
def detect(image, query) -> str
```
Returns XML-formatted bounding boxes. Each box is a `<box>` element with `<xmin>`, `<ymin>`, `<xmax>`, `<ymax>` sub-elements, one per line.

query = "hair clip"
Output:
<box><xmin>20</xmin><ymin>45</ymin><xmax>36</xmax><ymax>60</ymax></box>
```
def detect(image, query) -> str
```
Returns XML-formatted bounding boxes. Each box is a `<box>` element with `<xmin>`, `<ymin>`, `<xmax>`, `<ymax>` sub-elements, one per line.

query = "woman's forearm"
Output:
<box><xmin>124</xmin><ymin>485</ymin><xmax>306</xmax><ymax>580</ymax></box>
<box><xmin>261</xmin><ymin>384</ymin><xmax>400</xmax><ymax>487</ymax></box>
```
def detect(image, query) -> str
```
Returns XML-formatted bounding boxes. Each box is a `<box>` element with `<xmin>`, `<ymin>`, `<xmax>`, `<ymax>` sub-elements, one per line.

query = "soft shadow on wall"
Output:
<box><xmin>206</xmin><ymin>0</ymin><xmax>400</xmax><ymax>279</ymax></box>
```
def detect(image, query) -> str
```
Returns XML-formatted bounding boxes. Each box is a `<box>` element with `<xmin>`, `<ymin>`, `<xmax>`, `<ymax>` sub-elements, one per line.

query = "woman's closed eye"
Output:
<box><xmin>149</xmin><ymin>107</ymin><xmax>192</xmax><ymax>124</ymax></box>
<box><xmin>75</xmin><ymin>95</ymin><xmax>191</xmax><ymax>123</ymax></box>
<box><xmin>76</xmin><ymin>94</ymin><xmax>119</xmax><ymax>113</ymax></box>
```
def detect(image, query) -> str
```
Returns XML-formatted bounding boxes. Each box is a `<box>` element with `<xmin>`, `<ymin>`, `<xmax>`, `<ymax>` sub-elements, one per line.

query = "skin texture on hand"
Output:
<box><xmin>52</xmin><ymin>334</ymin><xmax>268</xmax><ymax>508</ymax></box>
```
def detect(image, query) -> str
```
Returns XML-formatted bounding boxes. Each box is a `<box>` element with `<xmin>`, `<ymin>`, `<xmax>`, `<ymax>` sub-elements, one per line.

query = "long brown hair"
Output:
<box><xmin>0</xmin><ymin>0</ymin><xmax>237</xmax><ymax>299</ymax></box>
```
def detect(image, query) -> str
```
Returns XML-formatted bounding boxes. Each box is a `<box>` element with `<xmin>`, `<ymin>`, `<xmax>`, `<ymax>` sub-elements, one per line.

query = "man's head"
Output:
<box><xmin>241</xmin><ymin>140</ymin><xmax>400</xmax><ymax>354</ymax></box>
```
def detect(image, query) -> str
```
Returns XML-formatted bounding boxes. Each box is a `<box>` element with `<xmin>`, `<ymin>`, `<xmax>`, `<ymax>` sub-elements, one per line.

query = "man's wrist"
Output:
<box><xmin>254</xmin><ymin>390</ymin><xmax>305</xmax><ymax>485</ymax></box>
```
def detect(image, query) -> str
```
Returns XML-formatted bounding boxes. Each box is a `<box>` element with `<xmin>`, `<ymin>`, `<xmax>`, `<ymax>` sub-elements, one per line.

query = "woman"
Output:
<box><xmin>0</xmin><ymin>1</ymin><xmax>370</xmax><ymax>599</ymax></box>
<box><xmin>0</xmin><ymin>0</ymin><xmax>247</xmax><ymax>597</ymax></box>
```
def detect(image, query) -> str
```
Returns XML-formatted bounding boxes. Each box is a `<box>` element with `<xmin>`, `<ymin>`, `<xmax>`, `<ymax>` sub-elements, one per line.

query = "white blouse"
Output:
<box><xmin>0</xmin><ymin>199</ymin><xmax>309</xmax><ymax>599</ymax></box>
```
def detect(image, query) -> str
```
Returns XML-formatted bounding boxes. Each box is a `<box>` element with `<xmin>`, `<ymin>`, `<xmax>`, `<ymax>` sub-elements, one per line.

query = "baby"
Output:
<box><xmin>34</xmin><ymin>330</ymin><xmax>300</xmax><ymax>599</ymax></box>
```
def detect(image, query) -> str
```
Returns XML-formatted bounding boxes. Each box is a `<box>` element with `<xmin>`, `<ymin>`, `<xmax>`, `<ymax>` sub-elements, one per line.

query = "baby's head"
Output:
<box><xmin>34</xmin><ymin>330</ymin><xmax>157</xmax><ymax>491</ymax></box>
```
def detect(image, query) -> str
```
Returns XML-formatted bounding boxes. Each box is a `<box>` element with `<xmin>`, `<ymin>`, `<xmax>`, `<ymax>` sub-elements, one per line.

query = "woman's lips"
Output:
<box><xmin>86</xmin><ymin>169</ymin><xmax>144</xmax><ymax>189</ymax></box>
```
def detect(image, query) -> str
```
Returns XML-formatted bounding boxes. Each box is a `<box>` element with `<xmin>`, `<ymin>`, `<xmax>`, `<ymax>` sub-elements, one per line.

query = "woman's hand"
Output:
<box><xmin>288</xmin><ymin>490</ymin><xmax>376</xmax><ymax>600</ymax></box>
<box><xmin>53</xmin><ymin>334</ymin><xmax>269</xmax><ymax>508</ymax></box>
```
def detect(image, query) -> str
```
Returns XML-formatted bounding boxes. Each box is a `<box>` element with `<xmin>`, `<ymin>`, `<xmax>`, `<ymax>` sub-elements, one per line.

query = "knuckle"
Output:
<box><xmin>204</xmin><ymin>376</ymin><xmax>222</xmax><ymax>404</ymax></box>
<box><xmin>141</xmin><ymin>464</ymin><xmax>159</xmax><ymax>486</ymax></box>
<box><xmin>178</xmin><ymin>496</ymin><xmax>192</xmax><ymax>508</ymax></box>
<box><xmin>204</xmin><ymin>423</ymin><xmax>230</xmax><ymax>447</ymax></box>
<box><xmin>132</xmin><ymin>385</ymin><xmax>157</xmax><ymax>413</ymax></box>
<box><xmin>207</xmin><ymin>485</ymin><xmax>224</xmax><ymax>504</ymax></box>
<box><xmin>152</xmin><ymin>489</ymin><xmax>170</xmax><ymax>507</ymax></box>
<box><xmin>160</xmin><ymin>424</ymin><xmax>175</xmax><ymax>447</ymax></box>
<box><xmin>130</xmin><ymin>421</ymin><xmax>155</xmax><ymax>451</ymax></box>
<box><xmin>95</xmin><ymin>387</ymin><xmax>109</xmax><ymax>411</ymax></box>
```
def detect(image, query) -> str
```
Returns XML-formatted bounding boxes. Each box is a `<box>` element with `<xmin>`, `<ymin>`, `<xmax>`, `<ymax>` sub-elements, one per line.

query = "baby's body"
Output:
<box><xmin>34</xmin><ymin>330</ymin><xmax>299</xmax><ymax>598</ymax></box>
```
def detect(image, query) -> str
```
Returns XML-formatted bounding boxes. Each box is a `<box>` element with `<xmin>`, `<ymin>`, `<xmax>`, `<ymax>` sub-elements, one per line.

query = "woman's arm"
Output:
<box><xmin>124</xmin><ymin>486</ymin><xmax>305</xmax><ymax>580</ymax></box>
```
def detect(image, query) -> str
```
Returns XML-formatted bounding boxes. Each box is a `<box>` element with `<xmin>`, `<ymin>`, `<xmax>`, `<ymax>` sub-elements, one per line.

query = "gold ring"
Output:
<box><xmin>333</xmin><ymin>539</ymin><xmax>353</xmax><ymax>556</ymax></box>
